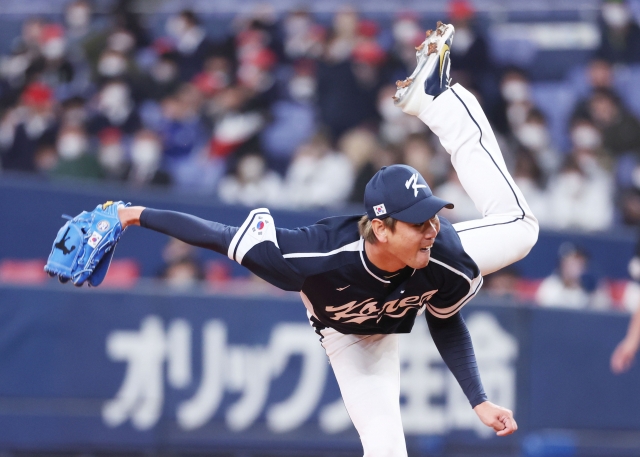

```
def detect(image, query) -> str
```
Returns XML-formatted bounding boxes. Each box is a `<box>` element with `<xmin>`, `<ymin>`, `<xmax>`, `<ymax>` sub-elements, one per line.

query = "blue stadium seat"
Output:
<box><xmin>531</xmin><ymin>81</ymin><xmax>578</xmax><ymax>152</ymax></box>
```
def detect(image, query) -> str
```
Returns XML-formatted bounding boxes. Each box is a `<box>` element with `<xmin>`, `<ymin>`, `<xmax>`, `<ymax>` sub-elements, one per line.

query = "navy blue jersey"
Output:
<box><xmin>139</xmin><ymin>206</ymin><xmax>488</xmax><ymax>406</ymax></box>
<box><xmin>227</xmin><ymin>208</ymin><xmax>482</xmax><ymax>335</ymax></box>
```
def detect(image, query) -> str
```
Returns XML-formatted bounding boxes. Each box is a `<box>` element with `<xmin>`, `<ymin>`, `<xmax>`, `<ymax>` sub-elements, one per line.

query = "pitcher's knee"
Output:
<box><xmin>516</xmin><ymin>214</ymin><xmax>539</xmax><ymax>261</ymax></box>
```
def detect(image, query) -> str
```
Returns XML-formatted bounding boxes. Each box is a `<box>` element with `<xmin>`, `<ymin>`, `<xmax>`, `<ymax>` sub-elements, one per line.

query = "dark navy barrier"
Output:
<box><xmin>1</xmin><ymin>284</ymin><xmax>640</xmax><ymax>456</ymax></box>
<box><xmin>0</xmin><ymin>174</ymin><xmax>637</xmax><ymax>280</ymax></box>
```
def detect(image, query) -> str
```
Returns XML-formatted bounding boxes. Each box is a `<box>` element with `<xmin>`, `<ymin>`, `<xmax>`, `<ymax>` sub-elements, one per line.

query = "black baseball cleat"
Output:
<box><xmin>393</xmin><ymin>21</ymin><xmax>454</xmax><ymax>116</ymax></box>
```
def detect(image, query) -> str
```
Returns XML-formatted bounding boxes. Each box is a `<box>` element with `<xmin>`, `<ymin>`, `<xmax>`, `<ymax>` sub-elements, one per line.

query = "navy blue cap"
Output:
<box><xmin>364</xmin><ymin>164</ymin><xmax>453</xmax><ymax>223</ymax></box>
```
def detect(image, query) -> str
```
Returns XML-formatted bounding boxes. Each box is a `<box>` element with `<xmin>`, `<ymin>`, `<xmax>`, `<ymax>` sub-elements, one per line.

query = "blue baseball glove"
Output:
<box><xmin>44</xmin><ymin>201</ymin><xmax>129</xmax><ymax>287</ymax></box>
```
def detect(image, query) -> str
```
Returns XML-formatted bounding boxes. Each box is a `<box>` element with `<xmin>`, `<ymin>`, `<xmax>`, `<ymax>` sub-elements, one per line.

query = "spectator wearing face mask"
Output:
<box><xmin>64</xmin><ymin>0</ymin><xmax>93</xmax><ymax>43</ymax></box>
<box><xmin>217</xmin><ymin>152</ymin><xmax>283</xmax><ymax>207</ymax></box>
<box><xmin>282</xmin><ymin>131</ymin><xmax>354</xmax><ymax>208</ymax></box>
<box><xmin>51</xmin><ymin>124</ymin><xmax>103</xmax><ymax>180</ymax></box>
<box><xmin>92</xmin><ymin>48</ymin><xmax>137</xmax><ymax>86</ymax></box>
<box><xmin>536</xmin><ymin>242</ymin><xmax>610</xmax><ymax>310</ymax></box>
<box><xmin>491</xmin><ymin>67</ymin><xmax>535</xmax><ymax>137</ymax></box>
<box><xmin>282</xmin><ymin>9</ymin><xmax>325</xmax><ymax>61</ymax></box>
<box><xmin>26</xmin><ymin>24</ymin><xmax>76</xmax><ymax>93</ymax></box>
<box><xmin>127</xmin><ymin>129</ymin><xmax>171</xmax><ymax>187</ymax></box>
<box><xmin>570</xmin><ymin>117</ymin><xmax>613</xmax><ymax>171</ymax></box>
<box><xmin>376</xmin><ymin>84</ymin><xmax>426</xmax><ymax>145</ymax></box>
<box><xmin>97</xmin><ymin>127</ymin><xmax>128</xmax><ymax>181</ymax></box>
<box><xmin>0</xmin><ymin>82</ymin><xmax>58</xmax><ymax>172</ymax></box>
<box><xmin>546</xmin><ymin>153</ymin><xmax>614</xmax><ymax>231</ymax></box>
<box><xmin>513</xmin><ymin>109</ymin><xmax>560</xmax><ymax>182</ymax></box>
<box><xmin>87</xmin><ymin>80</ymin><xmax>141</xmax><ymax>135</ymax></box>
<box><xmin>165</xmin><ymin>10</ymin><xmax>215</xmax><ymax>81</ymax></box>
<box><xmin>595</xmin><ymin>0</ymin><xmax>640</xmax><ymax>64</ymax></box>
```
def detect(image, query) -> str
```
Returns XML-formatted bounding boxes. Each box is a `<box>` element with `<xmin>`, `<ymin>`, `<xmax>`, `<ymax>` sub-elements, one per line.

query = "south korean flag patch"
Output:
<box><xmin>373</xmin><ymin>204</ymin><xmax>387</xmax><ymax>217</ymax></box>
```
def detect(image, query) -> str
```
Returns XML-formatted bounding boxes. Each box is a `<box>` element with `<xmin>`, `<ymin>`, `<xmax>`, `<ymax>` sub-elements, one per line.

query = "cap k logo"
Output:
<box><xmin>405</xmin><ymin>173</ymin><xmax>426</xmax><ymax>197</ymax></box>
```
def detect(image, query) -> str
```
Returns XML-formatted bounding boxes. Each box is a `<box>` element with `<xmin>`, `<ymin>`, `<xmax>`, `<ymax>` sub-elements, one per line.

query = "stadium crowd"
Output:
<box><xmin>2</xmin><ymin>0</ymin><xmax>640</xmax><ymax>234</ymax></box>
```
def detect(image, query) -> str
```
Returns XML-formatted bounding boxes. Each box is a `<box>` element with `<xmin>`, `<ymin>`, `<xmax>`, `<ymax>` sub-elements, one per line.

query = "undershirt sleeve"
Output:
<box><xmin>139</xmin><ymin>208</ymin><xmax>237</xmax><ymax>255</ymax></box>
<box><xmin>425</xmin><ymin>311</ymin><xmax>488</xmax><ymax>408</ymax></box>
<box><xmin>139</xmin><ymin>208</ymin><xmax>306</xmax><ymax>291</ymax></box>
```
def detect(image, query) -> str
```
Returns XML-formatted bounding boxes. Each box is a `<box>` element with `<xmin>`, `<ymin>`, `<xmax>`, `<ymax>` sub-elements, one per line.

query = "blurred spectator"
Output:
<box><xmin>376</xmin><ymin>83</ymin><xmax>426</xmax><ymax>145</ymax></box>
<box><xmin>389</xmin><ymin>13</ymin><xmax>424</xmax><ymax>76</ymax></box>
<box><xmin>158</xmin><ymin>83</ymin><xmax>207</xmax><ymax>170</ymax></box>
<box><xmin>348</xmin><ymin>141</ymin><xmax>400</xmax><ymax>204</ymax></box>
<box><xmin>434</xmin><ymin>168</ymin><xmax>482</xmax><ymax>223</ymax></box>
<box><xmin>97</xmin><ymin>127</ymin><xmax>128</xmax><ymax>181</ymax></box>
<box><xmin>339</xmin><ymin>127</ymin><xmax>379</xmax><ymax>202</ymax></box>
<box><xmin>135</xmin><ymin>52</ymin><xmax>181</xmax><ymax>102</ymax></box>
<box><xmin>33</xmin><ymin>143</ymin><xmax>58</xmax><ymax>176</ymax></box>
<box><xmin>283</xmin><ymin>131</ymin><xmax>354</xmax><ymax>208</ymax></box>
<box><xmin>546</xmin><ymin>155</ymin><xmax>613</xmax><ymax>231</ymax></box>
<box><xmin>0</xmin><ymin>82</ymin><xmax>58</xmax><ymax>172</ymax></box>
<box><xmin>536</xmin><ymin>242</ymin><xmax>609</xmax><ymax>310</ymax></box>
<box><xmin>570</xmin><ymin>117</ymin><xmax>612</xmax><ymax>170</ymax></box>
<box><xmin>127</xmin><ymin>129</ymin><xmax>171</xmax><ymax>187</ymax></box>
<box><xmin>513</xmin><ymin>108</ymin><xmax>560</xmax><ymax>181</ymax></box>
<box><xmin>28</xmin><ymin>24</ymin><xmax>76</xmax><ymax>91</ymax></box>
<box><xmin>616</xmin><ymin>153</ymin><xmax>640</xmax><ymax>225</ymax></box>
<box><xmin>165</xmin><ymin>10</ymin><xmax>215</xmax><ymax>81</ymax></box>
<box><xmin>512</xmin><ymin>148</ymin><xmax>551</xmax><ymax>227</ymax></box>
<box><xmin>282</xmin><ymin>9</ymin><xmax>324</xmax><ymax>61</ymax></box>
<box><xmin>572</xmin><ymin>58</ymin><xmax>615</xmax><ymax>120</ymax></box>
<box><xmin>208</xmin><ymin>85</ymin><xmax>265</xmax><ymax>164</ymax></box>
<box><xmin>586</xmin><ymin>88</ymin><xmax>640</xmax><ymax>157</ymax></box>
<box><xmin>64</xmin><ymin>0</ymin><xmax>92</xmax><ymax>42</ymax></box>
<box><xmin>218</xmin><ymin>152</ymin><xmax>283</xmax><ymax>207</ymax></box>
<box><xmin>447</xmin><ymin>0</ymin><xmax>491</xmax><ymax>97</ymax></box>
<box><xmin>51</xmin><ymin>124</ymin><xmax>103</xmax><ymax>180</ymax></box>
<box><xmin>157</xmin><ymin>238</ymin><xmax>205</xmax><ymax>289</ymax></box>
<box><xmin>595</xmin><ymin>0</ymin><xmax>640</xmax><ymax>64</ymax></box>
<box><xmin>491</xmin><ymin>67</ymin><xmax>535</xmax><ymax>136</ymax></box>
<box><xmin>87</xmin><ymin>80</ymin><xmax>141</xmax><ymax>135</ymax></box>
<box><xmin>192</xmin><ymin>55</ymin><xmax>233</xmax><ymax>100</ymax></box>
<box><xmin>401</xmin><ymin>133</ymin><xmax>439</xmax><ymax>188</ymax></box>
<box><xmin>93</xmin><ymin>48</ymin><xmax>130</xmax><ymax>83</ymax></box>
<box><xmin>480</xmin><ymin>266</ymin><xmax>522</xmax><ymax>303</ymax></box>
<box><xmin>60</xmin><ymin>96</ymin><xmax>88</xmax><ymax>127</ymax></box>
<box><xmin>316</xmin><ymin>8</ymin><xmax>381</xmax><ymax>139</ymax></box>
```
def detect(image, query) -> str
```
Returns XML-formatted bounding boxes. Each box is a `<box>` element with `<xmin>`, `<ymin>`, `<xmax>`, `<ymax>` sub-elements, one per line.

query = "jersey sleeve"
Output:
<box><xmin>139</xmin><ymin>207</ymin><xmax>306</xmax><ymax>291</ymax></box>
<box><xmin>227</xmin><ymin>208</ymin><xmax>306</xmax><ymax>291</ymax></box>
<box><xmin>426</xmin><ymin>311</ymin><xmax>487</xmax><ymax>407</ymax></box>
<box><xmin>140</xmin><ymin>208</ymin><xmax>237</xmax><ymax>256</ymax></box>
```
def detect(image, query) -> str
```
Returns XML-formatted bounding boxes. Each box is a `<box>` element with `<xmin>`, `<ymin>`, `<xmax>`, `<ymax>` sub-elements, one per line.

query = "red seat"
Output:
<box><xmin>0</xmin><ymin>259</ymin><xmax>47</xmax><ymax>284</ymax></box>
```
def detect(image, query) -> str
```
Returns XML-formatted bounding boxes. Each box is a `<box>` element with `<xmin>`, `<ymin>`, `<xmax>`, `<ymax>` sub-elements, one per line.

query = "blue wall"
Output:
<box><xmin>0</xmin><ymin>285</ymin><xmax>639</xmax><ymax>456</ymax></box>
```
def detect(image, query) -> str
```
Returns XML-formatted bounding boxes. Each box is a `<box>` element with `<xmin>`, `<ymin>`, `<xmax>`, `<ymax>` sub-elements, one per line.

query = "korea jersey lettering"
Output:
<box><xmin>228</xmin><ymin>208</ymin><xmax>482</xmax><ymax>335</ymax></box>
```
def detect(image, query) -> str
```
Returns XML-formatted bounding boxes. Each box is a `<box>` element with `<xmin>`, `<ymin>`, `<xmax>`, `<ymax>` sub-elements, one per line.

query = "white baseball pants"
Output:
<box><xmin>318</xmin><ymin>84</ymin><xmax>538</xmax><ymax>457</ymax></box>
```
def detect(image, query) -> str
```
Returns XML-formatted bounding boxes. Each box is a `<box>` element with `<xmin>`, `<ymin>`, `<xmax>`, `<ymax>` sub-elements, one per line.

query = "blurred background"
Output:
<box><xmin>2</xmin><ymin>0</ymin><xmax>640</xmax><ymax>455</ymax></box>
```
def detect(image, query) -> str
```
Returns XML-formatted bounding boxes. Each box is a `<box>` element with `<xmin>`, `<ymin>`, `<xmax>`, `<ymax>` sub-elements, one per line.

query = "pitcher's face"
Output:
<box><xmin>383</xmin><ymin>216</ymin><xmax>440</xmax><ymax>269</ymax></box>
